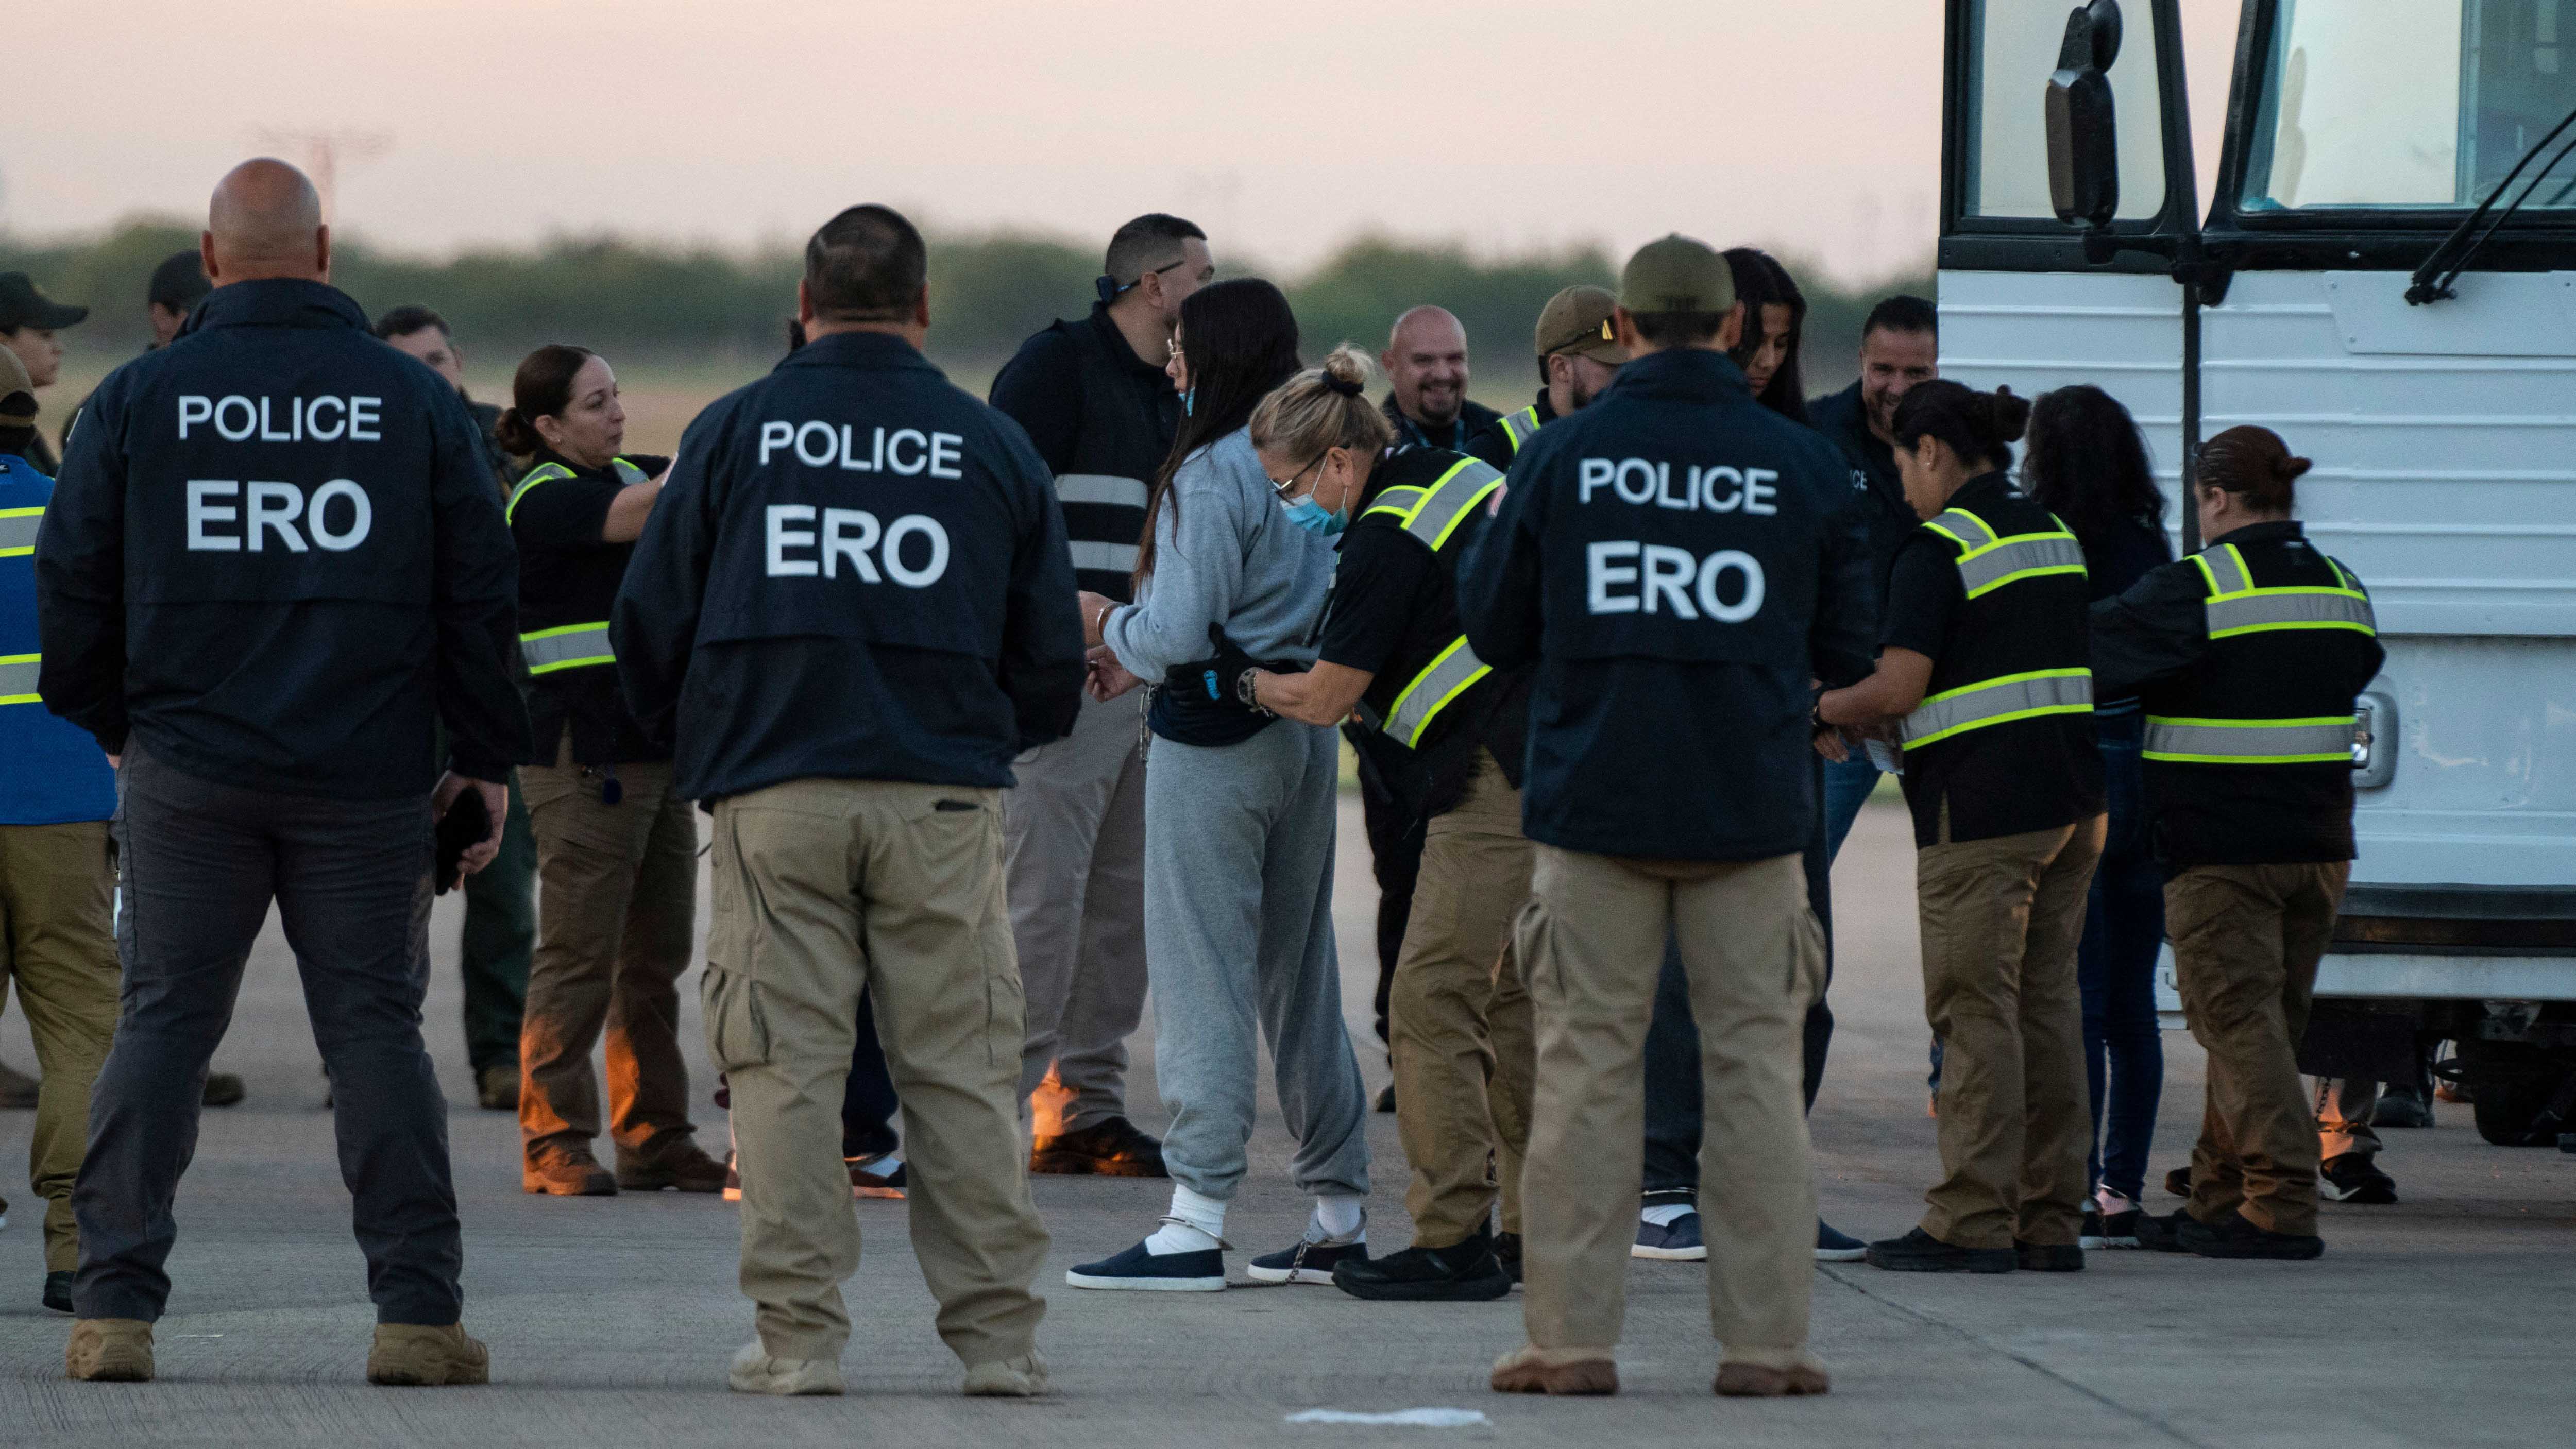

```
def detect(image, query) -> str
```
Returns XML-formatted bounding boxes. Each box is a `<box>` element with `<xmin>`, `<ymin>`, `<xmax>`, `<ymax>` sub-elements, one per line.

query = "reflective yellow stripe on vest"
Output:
<box><xmin>1497</xmin><ymin>406</ymin><xmax>1542</xmax><ymax>457</ymax></box>
<box><xmin>0</xmin><ymin>506</ymin><xmax>43</xmax><ymax>558</ymax></box>
<box><xmin>1357</xmin><ymin>457</ymin><xmax>1508</xmax><ymax>748</ymax></box>
<box><xmin>1921</xmin><ymin>508</ymin><xmax>2087</xmax><ymax>601</ymax></box>
<box><xmin>506</xmin><ymin>456</ymin><xmax>649</xmax><ymax>525</ymax></box>
<box><xmin>2142</xmin><ymin>714</ymin><xmax>2358</xmax><ymax>765</ymax></box>
<box><xmin>2191</xmin><ymin>544</ymin><xmax>2376</xmax><ymax>640</ymax></box>
<box><xmin>521</xmin><ymin>623</ymin><xmax>614</xmax><ymax>674</ymax></box>
<box><xmin>1902</xmin><ymin>668</ymin><xmax>2093</xmax><ymax>748</ymax></box>
<box><xmin>0</xmin><ymin>652</ymin><xmax>40</xmax><ymax>705</ymax></box>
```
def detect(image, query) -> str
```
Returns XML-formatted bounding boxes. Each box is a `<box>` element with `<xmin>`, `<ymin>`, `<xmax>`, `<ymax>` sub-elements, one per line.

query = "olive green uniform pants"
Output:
<box><xmin>1389</xmin><ymin>749</ymin><xmax>1534</xmax><ymax>1247</ymax></box>
<box><xmin>1516</xmin><ymin>844</ymin><xmax>1823</xmax><ymax>1373</ymax></box>
<box><xmin>517</xmin><ymin>746</ymin><xmax>700</xmax><ymax>1170</ymax></box>
<box><xmin>0</xmin><ymin>821</ymin><xmax>118</xmax><ymax>1272</ymax></box>
<box><xmin>2169</xmin><ymin>862</ymin><xmax>2347</xmax><ymax>1238</ymax></box>
<box><xmin>1915</xmin><ymin>814</ymin><xmax>2104</xmax><ymax>1250</ymax></box>
<box><xmin>707</xmin><ymin>777</ymin><xmax>1046</xmax><ymax>1369</ymax></box>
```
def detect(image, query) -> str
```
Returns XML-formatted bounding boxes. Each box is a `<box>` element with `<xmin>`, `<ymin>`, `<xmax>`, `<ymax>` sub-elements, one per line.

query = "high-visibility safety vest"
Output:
<box><xmin>1900</xmin><ymin>505</ymin><xmax>2093</xmax><ymax>748</ymax></box>
<box><xmin>2142</xmin><ymin>538</ymin><xmax>2377</xmax><ymax>765</ymax></box>
<box><xmin>507</xmin><ymin>457</ymin><xmax>650</xmax><ymax>674</ymax></box>
<box><xmin>1</xmin><ymin>495</ymin><xmax>45</xmax><ymax>703</ymax></box>
<box><xmin>1350</xmin><ymin>455</ymin><xmax>1507</xmax><ymax>749</ymax></box>
<box><xmin>1494</xmin><ymin>405</ymin><xmax>1544</xmax><ymax>459</ymax></box>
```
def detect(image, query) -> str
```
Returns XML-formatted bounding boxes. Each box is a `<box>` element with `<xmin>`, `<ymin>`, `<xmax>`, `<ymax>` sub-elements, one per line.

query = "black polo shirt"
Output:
<box><xmin>511</xmin><ymin>448</ymin><xmax>669</xmax><ymax>765</ymax></box>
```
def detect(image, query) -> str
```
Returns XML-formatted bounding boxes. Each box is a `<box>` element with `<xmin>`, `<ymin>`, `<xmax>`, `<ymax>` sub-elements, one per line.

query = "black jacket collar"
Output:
<box><xmin>1084</xmin><ymin>302</ymin><xmax>1170</xmax><ymax>378</ymax></box>
<box><xmin>1950</xmin><ymin>470</ymin><xmax>2016</xmax><ymax>512</ymax></box>
<box><xmin>1600</xmin><ymin>346</ymin><xmax>1752</xmax><ymax>402</ymax></box>
<box><xmin>177</xmin><ymin>278</ymin><xmax>369</xmax><ymax>339</ymax></box>
<box><xmin>776</xmin><ymin>330</ymin><xmax>943</xmax><ymax>377</ymax></box>
<box><xmin>2207</xmin><ymin>518</ymin><xmax>2306</xmax><ymax>550</ymax></box>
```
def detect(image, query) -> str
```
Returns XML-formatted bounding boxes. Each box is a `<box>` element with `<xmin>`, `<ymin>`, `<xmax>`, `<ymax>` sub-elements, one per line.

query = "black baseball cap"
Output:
<box><xmin>0</xmin><ymin>273</ymin><xmax>89</xmax><ymax>331</ymax></box>
<box><xmin>148</xmin><ymin>251</ymin><xmax>212</xmax><ymax>311</ymax></box>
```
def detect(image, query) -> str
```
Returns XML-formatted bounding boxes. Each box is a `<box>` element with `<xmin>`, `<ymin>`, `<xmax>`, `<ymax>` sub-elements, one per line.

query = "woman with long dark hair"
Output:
<box><xmin>2022</xmin><ymin>384</ymin><xmax>2173</xmax><ymax>1248</ymax></box>
<box><xmin>1064</xmin><ymin>280</ymin><xmax>1376</xmax><ymax>1292</ymax></box>
<box><xmin>1725</xmin><ymin>247</ymin><xmax>1810</xmax><ymax>424</ymax></box>
<box><xmin>499</xmin><ymin>345</ymin><xmax>723</xmax><ymax>1197</ymax></box>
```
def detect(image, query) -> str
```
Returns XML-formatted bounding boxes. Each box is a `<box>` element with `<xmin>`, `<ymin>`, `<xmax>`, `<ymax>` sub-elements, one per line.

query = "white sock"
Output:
<box><xmin>1144</xmin><ymin>1185</ymin><xmax>1226</xmax><ymax>1255</ymax></box>
<box><xmin>1641</xmin><ymin>1202</ymin><xmax>1692</xmax><ymax>1229</ymax></box>
<box><xmin>1310</xmin><ymin>1194</ymin><xmax>1366</xmax><ymax>1243</ymax></box>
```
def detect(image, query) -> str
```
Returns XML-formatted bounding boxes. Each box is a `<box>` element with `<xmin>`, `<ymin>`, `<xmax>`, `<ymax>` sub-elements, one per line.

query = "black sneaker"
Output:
<box><xmin>1247</xmin><ymin>1234</ymin><xmax>1366</xmax><ymax>1285</ymax></box>
<box><xmin>1332</xmin><ymin>1232</ymin><xmax>1511</xmax><ymax>1302</ymax></box>
<box><xmin>1030</xmin><ymin>1116</ymin><xmax>1167</xmax><ymax>1178</ymax></box>
<box><xmin>1632</xmin><ymin>1212</ymin><xmax>1706</xmax><ymax>1261</ymax></box>
<box><xmin>2318</xmin><ymin>1153</ymin><xmax>2398</xmax><ymax>1204</ymax></box>
<box><xmin>2132</xmin><ymin>1209</ymin><xmax>2197</xmax><ymax>1253</ymax></box>
<box><xmin>2370</xmin><ymin>1086</ymin><xmax>2433</xmax><ymax>1129</ymax></box>
<box><xmin>42</xmin><ymin>1270</ymin><xmax>72</xmax><ymax>1314</ymax></box>
<box><xmin>1815</xmin><ymin>1220</ymin><xmax>1867</xmax><ymax>1262</ymax></box>
<box><xmin>1494</xmin><ymin>1231</ymin><xmax>1523</xmax><ymax>1286</ymax></box>
<box><xmin>2163</xmin><ymin>1165</ymin><xmax>2192</xmax><ymax>1198</ymax></box>
<box><xmin>2081</xmin><ymin>1208</ymin><xmax>2142</xmax><ymax>1249</ymax></box>
<box><xmin>2014</xmin><ymin>1240</ymin><xmax>2085</xmax><ymax>1272</ymax></box>
<box><xmin>1863</xmin><ymin>1228</ymin><xmax>2015</xmax><ymax>1274</ymax></box>
<box><xmin>2182</xmin><ymin>1207</ymin><xmax>2324</xmax><ymax>1261</ymax></box>
<box><xmin>1065</xmin><ymin>1236</ymin><xmax>1226</xmax><ymax>1292</ymax></box>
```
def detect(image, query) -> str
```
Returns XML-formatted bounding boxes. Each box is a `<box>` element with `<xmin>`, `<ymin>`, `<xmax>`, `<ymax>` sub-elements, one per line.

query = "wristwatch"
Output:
<box><xmin>1236</xmin><ymin>668</ymin><xmax>1274</xmax><ymax>717</ymax></box>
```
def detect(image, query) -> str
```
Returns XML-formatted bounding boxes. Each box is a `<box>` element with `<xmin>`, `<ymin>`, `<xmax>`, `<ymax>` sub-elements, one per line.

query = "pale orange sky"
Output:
<box><xmin>8</xmin><ymin>1</ymin><xmax>2243</xmax><ymax>281</ymax></box>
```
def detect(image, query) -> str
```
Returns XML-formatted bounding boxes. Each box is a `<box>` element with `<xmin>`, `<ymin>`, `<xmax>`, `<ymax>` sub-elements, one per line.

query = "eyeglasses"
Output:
<box><xmin>1268</xmin><ymin>453</ymin><xmax>1328</xmax><ymax>498</ymax></box>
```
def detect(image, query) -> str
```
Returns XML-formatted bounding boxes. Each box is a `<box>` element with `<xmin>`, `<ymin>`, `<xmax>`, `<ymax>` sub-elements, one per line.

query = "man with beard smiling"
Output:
<box><xmin>1381</xmin><ymin>306</ymin><xmax>1499</xmax><ymax>454</ymax></box>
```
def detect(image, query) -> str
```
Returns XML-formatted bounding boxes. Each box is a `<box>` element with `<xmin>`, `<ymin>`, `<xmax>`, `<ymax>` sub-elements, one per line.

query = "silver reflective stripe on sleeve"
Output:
<box><xmin>1055</xmin><ymin>474</ymin><xmax>1151</xmax><ymax>510</ymax></box>
<box><xmin>1068</xmin><ymin>540</ymin><xmax>1140</xmax><ymax>574</ymax></box>
<box><xmin>611</xmin><ymin>457</ymin><xmax>650</xmax><ymax>487</ymax></box>
<box><xmin>1954</xmin><ymin>533</ymin><xmax>2087</xmax><ymax>599</ymax></box>
<box><xmin>1382</xmin><ymin>636</ymin><xmax>1493</xmax><ymax>748</ymax></box>
<box><xmin>2142</xmin><ymin>716</ymin><xmax>2359</xmax><ymax>764</ymax></box>
<box><xmin>2204</xmin><ymin>589</ymin><xmax>2377</xmax><ymax>638</ymax></box>
<box><xmin>1901</xmin><ymin>668</ymin><xmax>2093</xmax><ymax>748</ymax></box>
<box><xmin>520</xmin><ymin>623</ymin><xmax>615</xmax><ymax>675</ymax></box>
<box><xmin>0</xmin><ymin>507</ymin><xmax>42</xmax><ymax>557</ymax></box>
<box><xmin>0</xmin><ymin>652</ymin><xmax>39</xmax><ymax>704</ymax></box>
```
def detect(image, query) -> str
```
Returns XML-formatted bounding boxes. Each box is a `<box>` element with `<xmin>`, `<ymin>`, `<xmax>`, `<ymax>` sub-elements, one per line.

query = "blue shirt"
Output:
<box><xmin>0</xmin><ymin>454</ymin><xmax>117</xmax><ymax>824</ymax></box>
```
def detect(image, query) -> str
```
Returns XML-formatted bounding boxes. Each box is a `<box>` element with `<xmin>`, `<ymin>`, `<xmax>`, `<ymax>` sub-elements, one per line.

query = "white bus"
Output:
<box><xmin>1940</xmin><ymin>0</ymin><xmax>2576</xmax><ymax>1145</ymax></box>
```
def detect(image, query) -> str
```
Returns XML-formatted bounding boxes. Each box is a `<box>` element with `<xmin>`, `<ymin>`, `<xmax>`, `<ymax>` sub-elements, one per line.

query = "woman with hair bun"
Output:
<box><xmin>1817</xmin><ymin>378</ymin><xmax>2107</xmax><ymax>1274</ymax></box>
<box><xmin>500</xmin><ymin>344</ymin><xmax>725</xmax><ymax>1199</ymax></box>
<box><xmin>1064</xmin><ymin>285</ymin><xmax>1378</xmax><ymax>1292</ymax></box>
<box><xmin>2091</xmin><ymin>424</ymin><xmax>2384</xmax><ymax>1260</ymax></box>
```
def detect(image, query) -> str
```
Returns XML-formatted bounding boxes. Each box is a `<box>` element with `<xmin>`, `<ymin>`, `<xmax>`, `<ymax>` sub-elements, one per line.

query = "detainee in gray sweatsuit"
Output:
<box><xmin>1083</xmin><ymin>424</ymin><xmax>1372</xmax><ymax>1283</ymax></box>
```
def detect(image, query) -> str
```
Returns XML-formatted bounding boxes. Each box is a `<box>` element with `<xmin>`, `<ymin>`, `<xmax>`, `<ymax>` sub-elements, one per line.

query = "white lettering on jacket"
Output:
<box><xmin>1578</xmin><ymin>456</ymin><xmax>1777</xmax><ymax>515</ymax></box>
<box><xmin>1586</xmin><ymin>542</ymin><xmax>1765</xmax><ymax>622</ymax></box>
<box><xmin>184</xmin><ymin>478</ymin><xmax>372</xmax><ymax>552</ymax></box>
<box><xmin>767</xmin><ymin>505</ymin><xmax>949</xmax><ymax>587</ymax></box>
<box><xmin>757</xmin><ymin>420</ymin><xmax>965</xmax><ymax>480</ymax></box>
<box><xmin>177</xmin><ymin>396</ymin><xmax>381</xmax><ymax>443</ymax></box>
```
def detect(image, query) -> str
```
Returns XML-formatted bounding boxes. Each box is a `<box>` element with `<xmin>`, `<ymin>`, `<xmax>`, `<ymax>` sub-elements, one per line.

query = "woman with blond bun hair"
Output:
<box><xmin>1064</xmin><ymin>286</ymin><xmax>1377</xmax><ymax>1292</ymax></box>
<box><xmin>2090</xmin><ymin>424</ymin><xmax>2383</xmax><ymax>1260</ymax></box>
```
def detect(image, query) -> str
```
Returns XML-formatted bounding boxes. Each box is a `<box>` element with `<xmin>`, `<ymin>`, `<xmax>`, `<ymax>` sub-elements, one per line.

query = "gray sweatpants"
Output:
<box><xmin>1005</xmin><ymin>690</ymin><xmax>1149</xmax><ymax>1133</ymax></box>
<box><xmin>1144</xmin><ymin>719</ymin><xmax>1369</xmax><ymax>1203</ymax></box>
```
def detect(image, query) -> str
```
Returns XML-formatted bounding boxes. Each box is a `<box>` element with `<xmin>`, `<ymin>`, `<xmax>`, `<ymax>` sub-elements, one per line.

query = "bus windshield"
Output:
<box><xmin>2242</xmin><ymin>0</ymin><xmax>2576</xmax><ymax>211</ymax></box>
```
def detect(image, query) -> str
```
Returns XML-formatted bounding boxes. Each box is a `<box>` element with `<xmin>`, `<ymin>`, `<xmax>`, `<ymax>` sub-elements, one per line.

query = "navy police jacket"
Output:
<box><xmin>613</xmin><ymin>331</ymin><xmax>1087</xmax><ymax>801</ymax></box>
<box><xmin>37</xmin><ymin>279</ymin><xmax>529</xmax><ymax>797</ymax></box>
<box><xmin>1456</xmin><ymin>347</ymin><xmax>1875</xmax><ymax>861</ymax></box>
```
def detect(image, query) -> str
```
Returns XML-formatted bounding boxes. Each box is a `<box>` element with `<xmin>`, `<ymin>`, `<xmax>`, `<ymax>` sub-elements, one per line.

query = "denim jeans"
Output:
<box><xmin>2077</xmin><ymin>712</ymin><xmax>2166</xmax><ymax>1204</ymax></box>
<box><xmin>1821</xmin><ymin>753</ymin><xmax>1883</xmax><ymax>864</ymax></box>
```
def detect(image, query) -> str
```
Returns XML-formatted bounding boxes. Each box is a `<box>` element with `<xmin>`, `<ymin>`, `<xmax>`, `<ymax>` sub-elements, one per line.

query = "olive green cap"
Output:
<box><xmin>1618</xmin><ymin>234</ymin><xmax>1734</xmax><ymax>315</ymax></box>
<box><xmin>1534</xmin><ymin>285</ymin><xmax>1628</xmax><ymax>364</ymax></box>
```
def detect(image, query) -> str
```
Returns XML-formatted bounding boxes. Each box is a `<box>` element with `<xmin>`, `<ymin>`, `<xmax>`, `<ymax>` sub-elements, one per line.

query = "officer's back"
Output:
<box><xmin>614</xmin><ymin>215</ymin><xmax>1084</xmax><ymax>802</ymax></box>
<box><xmin>1459</xmin><ymin>244</ymin><xmax>1874</xmax><ymax>864</ymax></box>
<box><xmin>39</xmin><ymin>179</ymin><xmax>525</xmax><ymax>795</ymax></box>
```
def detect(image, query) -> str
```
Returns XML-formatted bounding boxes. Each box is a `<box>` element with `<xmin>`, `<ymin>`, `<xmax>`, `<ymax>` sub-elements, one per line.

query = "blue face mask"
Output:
<box><xmin>1281</xmin><ymin>496</ymin><xmax>1348</xmax><ymax>536</ymax></box>
<box><xmin>1180</xmin><ymin>387</ymin><xmax>1195</xmax><ymax>417</ymax></box>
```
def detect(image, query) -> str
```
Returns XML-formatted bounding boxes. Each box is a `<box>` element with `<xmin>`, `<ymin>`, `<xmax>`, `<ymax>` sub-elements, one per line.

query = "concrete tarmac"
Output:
<box><xmin>0</xmin><ymin>795</ymin><xmax>2569</xmax><ymax>1447</ymax></box>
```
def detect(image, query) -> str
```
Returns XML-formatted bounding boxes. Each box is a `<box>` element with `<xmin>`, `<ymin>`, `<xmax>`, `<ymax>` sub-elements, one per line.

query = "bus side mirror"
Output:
<box><xmin>2046</xmin><ymin>0</ymin><xmax>2123</xmax><ymax>230</ymax></box>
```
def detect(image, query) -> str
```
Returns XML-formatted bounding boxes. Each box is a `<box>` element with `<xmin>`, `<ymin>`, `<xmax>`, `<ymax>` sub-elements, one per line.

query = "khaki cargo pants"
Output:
<box><xmin>1916</xmin><ymin>813</ymin><xmax>2104</xmax><ymax>1250</ymax></box>
<box><xmin>518</xmin><ymin>741</ymin><xmax>701</xmax><ymax>1171</ymax></box>
<box><xmin>2170</xmin><ymin>862</ymin><xmax>2347</xmax><ymax>1238</ymax></box>
<box><xmin>707</xmin><ymin>777</ymin><xmax>1047</xmax><ymax>1368</ymax></box>
<box><xmin>1516</xmin><ymin>844</ymin><xmax>1823</xmax><ymax>1373</ymax></box>
<box><xmin>1389</xmin><ymin>748</ymin><xmax>1534</xmax><ymax>1246</ymax></box>
<box><xmin>0</xmin><ymin>821</ymin><xmax>118</xmax><ymax>1272</ymax></box>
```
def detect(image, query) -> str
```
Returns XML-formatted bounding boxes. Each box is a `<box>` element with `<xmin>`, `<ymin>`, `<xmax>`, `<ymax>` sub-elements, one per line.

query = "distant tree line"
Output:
<box><xmin>1</xmin><ymin>218</ymin><xmax>1929</xmax><ymax>396</ymax></box>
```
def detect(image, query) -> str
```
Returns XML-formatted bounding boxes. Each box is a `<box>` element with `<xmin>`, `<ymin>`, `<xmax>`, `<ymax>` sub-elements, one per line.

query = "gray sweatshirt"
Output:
<box><xmin>1103</xmin><ymin>428</ymin><xmax>1334</xmax><ymax>677</ymax></box>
